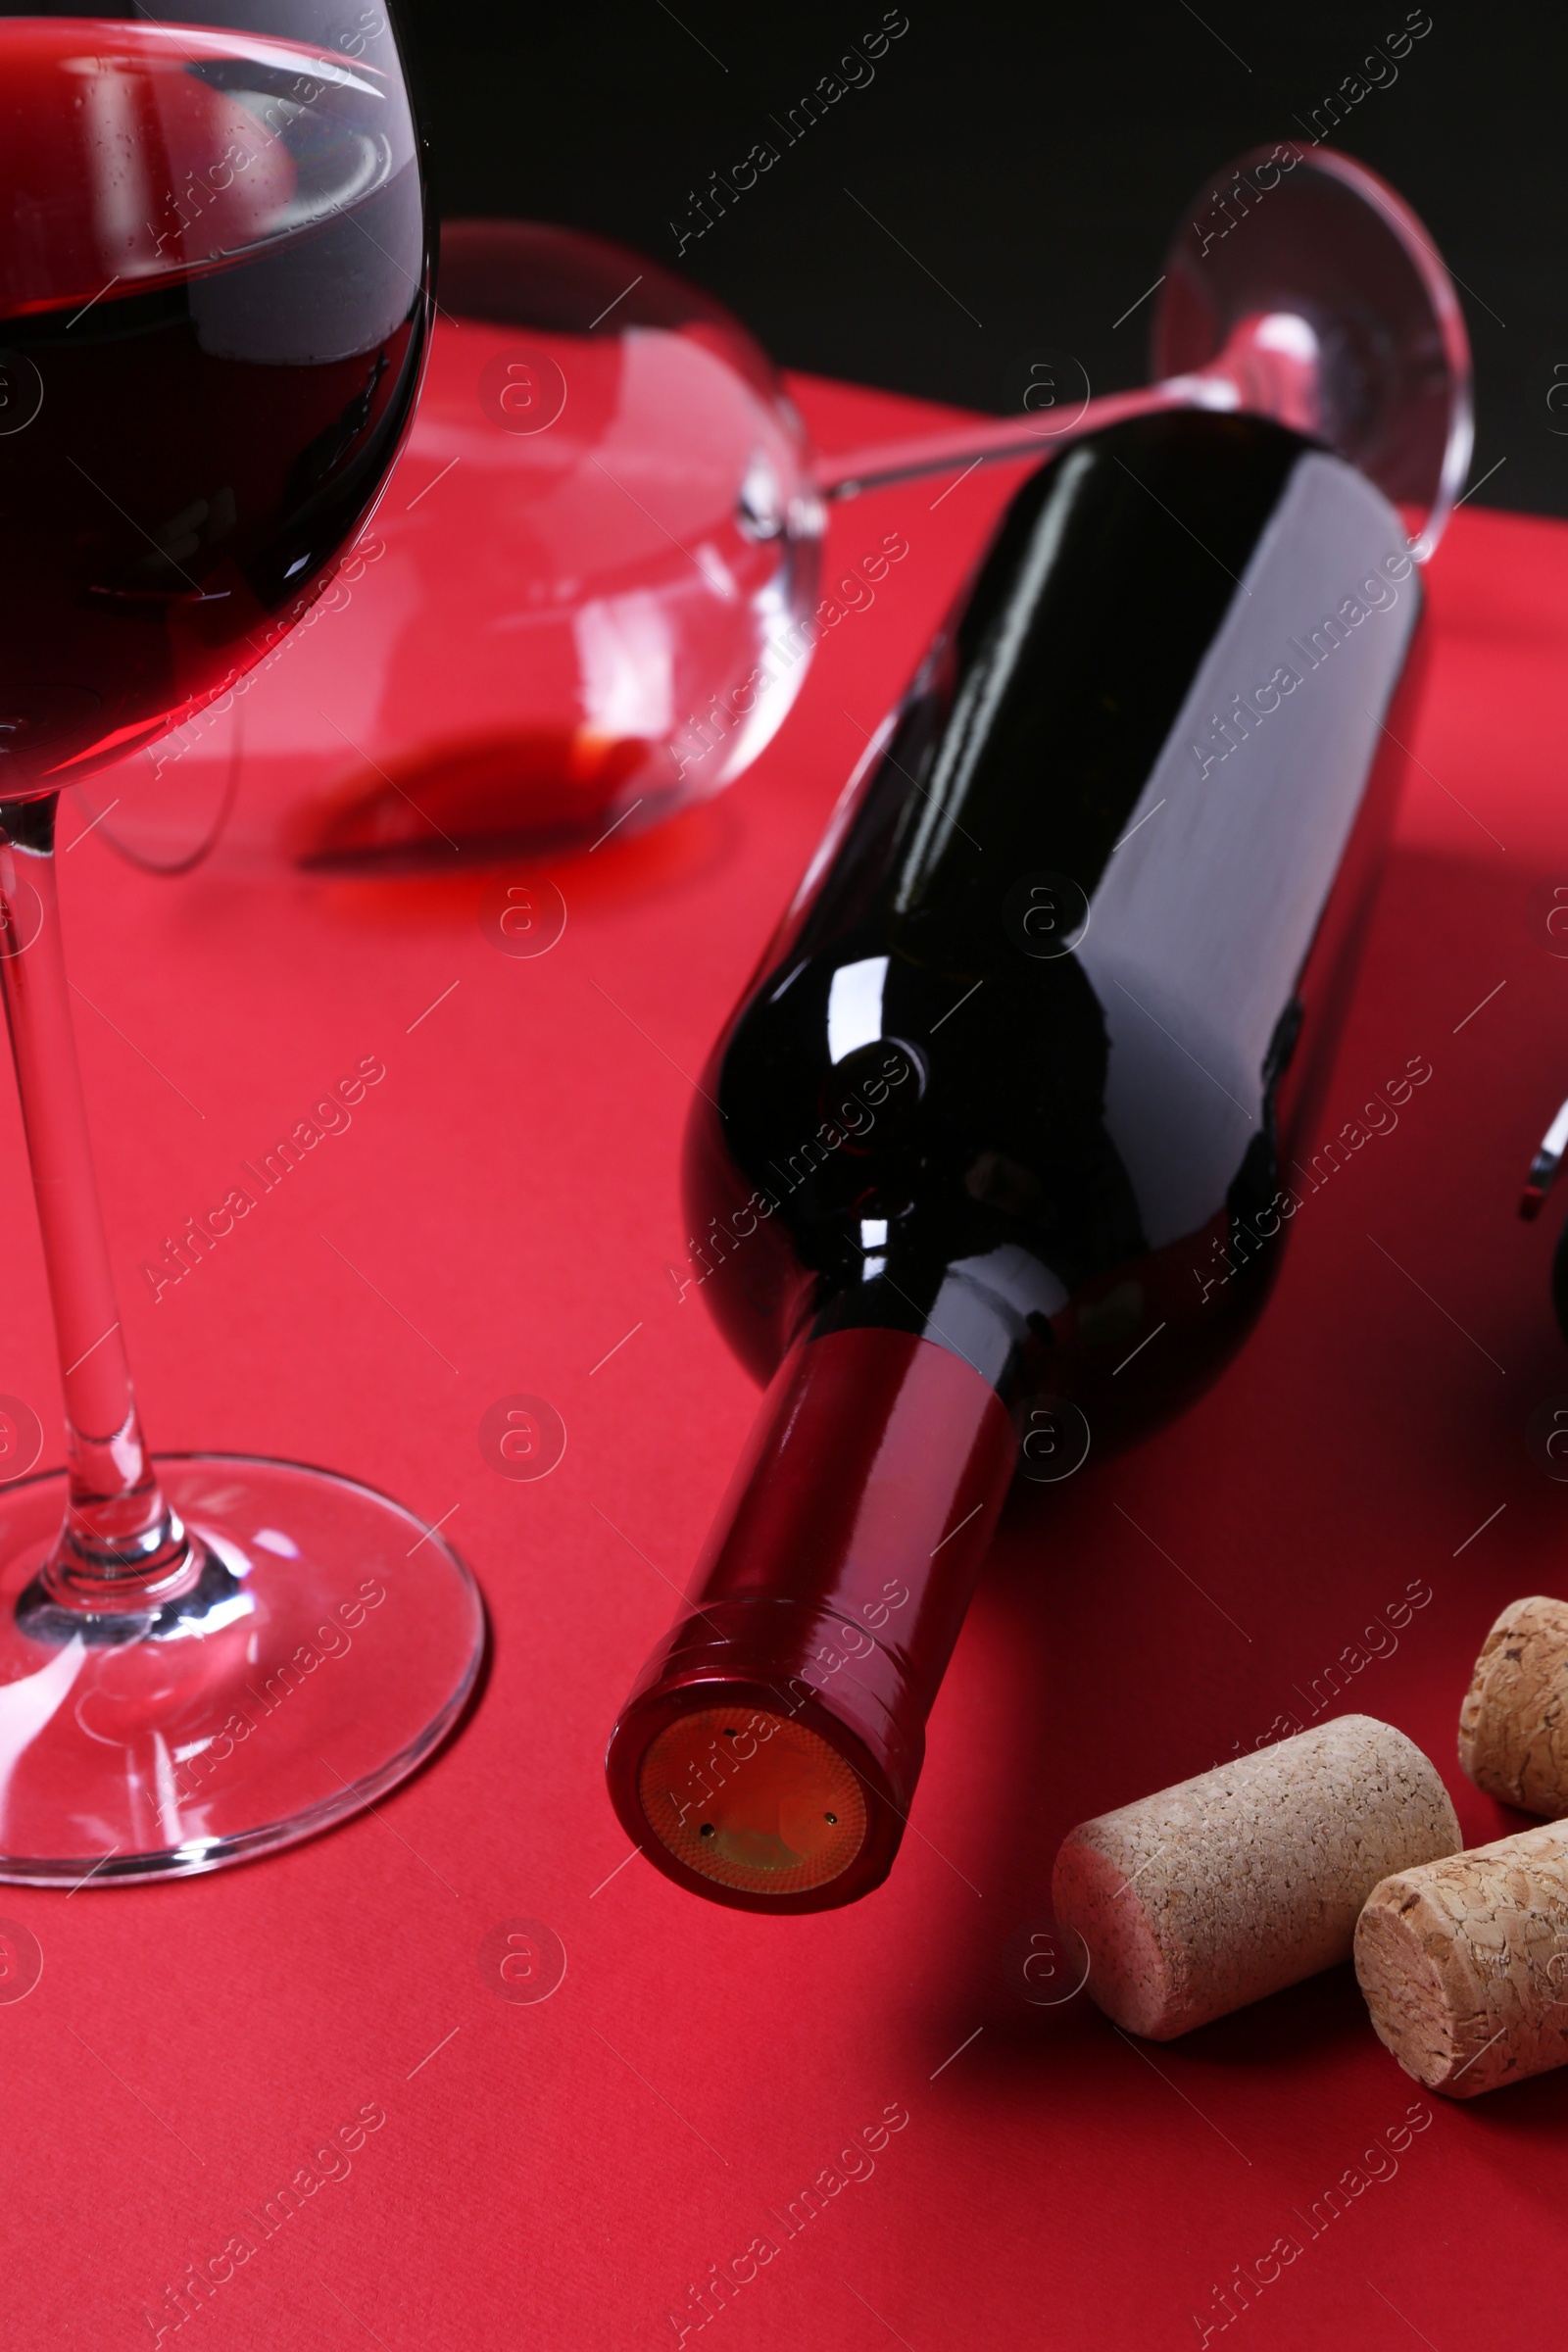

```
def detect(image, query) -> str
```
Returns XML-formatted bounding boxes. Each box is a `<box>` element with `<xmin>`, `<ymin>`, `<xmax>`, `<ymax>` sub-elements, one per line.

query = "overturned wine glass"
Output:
<box><xmin>78</xmin><ymin>140</ymin><xmax>1470</xmax><ymax>874</ymax></box>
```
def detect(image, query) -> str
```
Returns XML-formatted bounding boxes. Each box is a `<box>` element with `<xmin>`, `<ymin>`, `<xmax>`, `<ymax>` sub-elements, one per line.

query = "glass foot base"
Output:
<box><xmin>0</xmin><ymin>1454</ymin><xmax>484</xmax><ymax>1886</ymax></box>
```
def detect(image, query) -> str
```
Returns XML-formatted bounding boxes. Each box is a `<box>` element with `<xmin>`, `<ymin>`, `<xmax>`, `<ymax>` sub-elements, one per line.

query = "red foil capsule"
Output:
<box><xmin>605</xmin><ymin>1326</ymin><xmax>1016</xmax><ymax>1910</ymax></box>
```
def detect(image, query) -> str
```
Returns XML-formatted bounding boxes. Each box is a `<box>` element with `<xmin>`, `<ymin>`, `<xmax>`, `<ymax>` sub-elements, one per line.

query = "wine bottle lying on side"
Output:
<box><xmin>606</xmin><ymin>406</ymin><xmax>1427</xmax><ymax>1911</ymax></box>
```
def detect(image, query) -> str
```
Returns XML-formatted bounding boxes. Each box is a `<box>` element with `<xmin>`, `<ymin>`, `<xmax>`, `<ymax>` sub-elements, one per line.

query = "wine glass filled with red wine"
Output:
<box><xmin>0</xmin><ymin>1</ymin><xmax>482</xmax><ymax>1881</ymax></box>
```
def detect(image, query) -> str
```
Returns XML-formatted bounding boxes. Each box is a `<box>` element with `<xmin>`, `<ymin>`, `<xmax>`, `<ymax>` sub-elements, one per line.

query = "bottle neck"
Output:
<box><xmin>807</xmin><ymin>1240</ymin><xmax>1046</xmax><ymax>1402</ymax></box>
<box><xmin>606</xmin><ymin>1321</ymin><xmax>1018</xmax><ymax>1910</ymax></box>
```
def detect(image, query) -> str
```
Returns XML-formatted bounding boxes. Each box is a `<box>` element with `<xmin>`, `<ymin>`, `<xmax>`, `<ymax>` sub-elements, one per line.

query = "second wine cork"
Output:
<box><xmin>1052</xmin><ymin>1715</ymin><xmax>1460</xmax><ymax>2039</ymax></box>
<box><xmin>1355</xmin><ymin>1820</ymin><xmax>1568</xmax><ymax>2096</ymax></box>
<box><xmin>1458</xmin><ymin>1594</ymin><xmax>1568</xmax><ymax>1814</ymax></box>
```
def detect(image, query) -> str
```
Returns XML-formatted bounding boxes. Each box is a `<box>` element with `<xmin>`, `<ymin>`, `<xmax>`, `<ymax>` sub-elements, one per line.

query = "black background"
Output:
<box><xmin>399</xmin><ymin>0</ymin><xmax>1568</xmax><ymax>516</ymax></box>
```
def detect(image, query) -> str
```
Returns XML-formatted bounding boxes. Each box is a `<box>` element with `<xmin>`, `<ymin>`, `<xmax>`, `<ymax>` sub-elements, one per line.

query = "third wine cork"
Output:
<box><xmin>1356</xmin><ymin>1820</ymin><xmax>1568</xmax><ymax>2096</ymax></box>
<box><xmin>1052</xmin><ymin>1715</ymin><xmax>1459</xmax><ymax>2039</ymax></box>
<box><xmin>1458</xmin><ymin>1594</ymin><xmax>1568</xmax><ymax>1814</ymax></box>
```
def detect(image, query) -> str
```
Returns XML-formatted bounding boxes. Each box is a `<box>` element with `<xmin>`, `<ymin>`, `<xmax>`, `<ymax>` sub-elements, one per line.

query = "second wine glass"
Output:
<box><xmin>76</xmin><ymin>141</ymin><xmax>1471</xmax><ymax>876</ymax></box>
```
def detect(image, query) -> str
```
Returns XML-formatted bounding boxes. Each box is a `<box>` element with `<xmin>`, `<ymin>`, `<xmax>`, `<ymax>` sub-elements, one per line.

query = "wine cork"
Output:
<box><xmin>1355</xmin><ymin>1820</ymin><xmax>1568</xmax><ymax>2096</ymax></box>
<box><xmin>1051</xmin><ymin>1715</ymin><xmax>1460</xmax><ymax>2040</ymax></box>
<box><xmin>1458</xmin><ymin>1594</ymin><xmax>1568</xmax><ymax>1815</ymax></box>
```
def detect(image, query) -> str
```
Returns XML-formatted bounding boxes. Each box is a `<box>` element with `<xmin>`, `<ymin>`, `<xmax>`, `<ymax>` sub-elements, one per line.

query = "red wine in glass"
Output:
<box><xmin>0</xmin><ymin>10</ymin><xmax>482</xmax><ymax>1883</ymax></box>
<box><xmin>0</xmin><ymin>17</ymin><xmax>425</xmax><ymax>784</ymax></box>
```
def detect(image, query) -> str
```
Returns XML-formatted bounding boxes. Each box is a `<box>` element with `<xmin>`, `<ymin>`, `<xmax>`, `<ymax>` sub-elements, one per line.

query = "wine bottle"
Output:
<box><xmin>605</xmin><ymin>408</ymin><xmax>1427</xmax><ymax>1912</ymax></box>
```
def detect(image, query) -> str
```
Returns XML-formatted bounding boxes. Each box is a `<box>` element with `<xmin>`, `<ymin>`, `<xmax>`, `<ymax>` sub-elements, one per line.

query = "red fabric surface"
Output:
<box><xmin>4</xmin><ymin>368</ymin><xmax>1567</xmax><ymax>2350</ymax></box>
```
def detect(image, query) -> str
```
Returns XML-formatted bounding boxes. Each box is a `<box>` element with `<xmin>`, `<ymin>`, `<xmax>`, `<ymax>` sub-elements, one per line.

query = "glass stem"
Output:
<box><xmin>0</xmin><ymin>794</ymin><xmax>190</xmax><ymax>1606</ymax></box>
<box><xmin>814</xmin><ymin>387</ymin><xmax>1187</xmax><ymax>500</ymax></box>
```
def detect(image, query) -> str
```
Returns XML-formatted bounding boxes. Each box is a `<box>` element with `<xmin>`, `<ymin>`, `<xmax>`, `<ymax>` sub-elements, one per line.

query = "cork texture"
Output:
<box><xmin>1458</xmin><ymin>1593</ymin><xmax>1568</xmax><ymax>1816</ymax></box>
<box><xmin>1355</xmin><ymin>1819</ymin><xmax>1568</xmax><ymax>2096</ymax></box>
<box><xmin>1051</xmin><ymin>1714</ymin><xmax>1460</xmax><ymax>2040</ymax></box>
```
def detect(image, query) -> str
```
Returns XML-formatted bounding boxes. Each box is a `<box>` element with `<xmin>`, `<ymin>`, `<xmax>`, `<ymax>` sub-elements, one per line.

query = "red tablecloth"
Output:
<box><xmin>5</xmin><ymin>369</ymin><xmax>1567</xmax><ymax>2352</ymax></box>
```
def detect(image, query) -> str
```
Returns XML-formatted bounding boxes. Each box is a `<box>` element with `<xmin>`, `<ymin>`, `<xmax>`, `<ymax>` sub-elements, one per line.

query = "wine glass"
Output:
<box><xmin>0</xmin><ymin>1</ymin><xmax>482</xmax><ymax>1882</ymax></box>
<box><xmin>75</xmin><ymin>140</ymin><xmax>1471</xmax><ymax>875</ymax></box>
